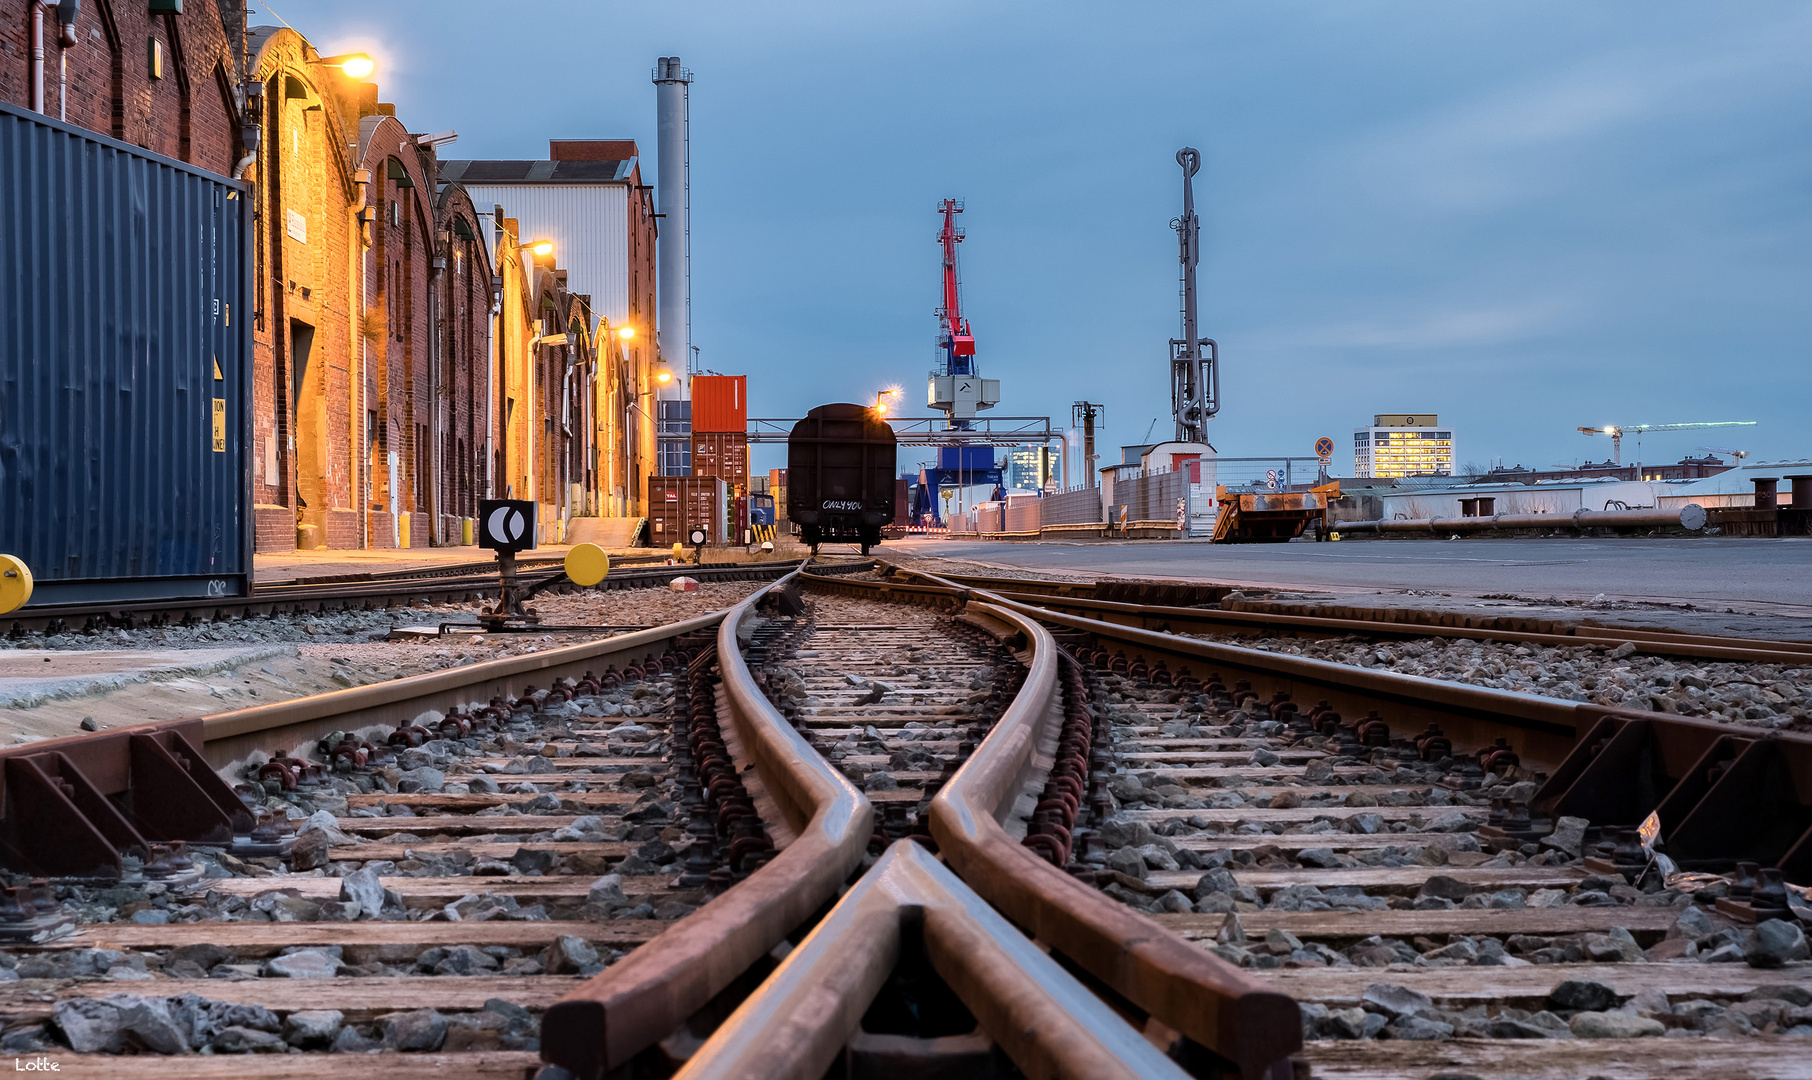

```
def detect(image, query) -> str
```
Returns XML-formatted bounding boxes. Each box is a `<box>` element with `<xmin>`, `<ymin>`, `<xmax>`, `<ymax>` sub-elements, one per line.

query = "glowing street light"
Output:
<box><xmin>616</xmin><ymin>326</ymin><xmax>636</xmax><ymax>340</ymax></box>
<box><xmin>873</xmin><ymin>387</ymin><xmax>900</xmax><ymax>415</ymax></box>
<box><xmin>312</xmin><ymin>53</ymin><xmax>375</xmax><ymax>79</ymax></box>
<box><xmin>516</xmin><ymin>239</ymin><xmax>553</xmax><ymax>258</ymax></box>
<box><xmin>655</xmin><ymin>368</ymin><xmax>673</xmax><ymax>384</ymax></box>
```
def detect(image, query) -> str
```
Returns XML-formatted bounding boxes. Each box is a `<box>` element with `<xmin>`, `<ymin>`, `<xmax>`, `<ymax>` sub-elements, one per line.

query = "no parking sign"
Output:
<box><xmin>1315</xmin><ymin>436</ymin><xmax>1334</xmax><ymax>467</ymax></box>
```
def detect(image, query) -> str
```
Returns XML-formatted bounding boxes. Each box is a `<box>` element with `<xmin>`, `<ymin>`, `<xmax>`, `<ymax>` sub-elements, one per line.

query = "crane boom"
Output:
<box><xmin>937</xmin><ymin>199</ymin><xmax>975</xmax><ymax>370</ymax></box>
<box><xmin>1577</xmin><ymin>421</ymin><xmax>1756</xmax><ymax>466</ymax></box>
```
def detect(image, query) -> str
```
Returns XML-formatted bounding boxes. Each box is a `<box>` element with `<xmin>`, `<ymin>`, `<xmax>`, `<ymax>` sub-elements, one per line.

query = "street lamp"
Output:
<box><xmin>310</xmin><ymin>53</ymin><xmax>375</xmax><ymax>79</ymax></box>
<box><xmin>516</xmin><ymin>239</ymin><xmax>554</xmax><ymax>258</ymax></box>
<box><xmin>655</xmin><ymin>369</ymin><xmax>673</xmax><ymax>385</ymax></box>
<box><xmin>873</xmin><ymin>387</ymin><xmax>900</xmax><ymax>415</ymax></box>
<box><xmin>616</xmin><ymin>326</ymin><xmax>636</xmax><ymax>340</ymax></box>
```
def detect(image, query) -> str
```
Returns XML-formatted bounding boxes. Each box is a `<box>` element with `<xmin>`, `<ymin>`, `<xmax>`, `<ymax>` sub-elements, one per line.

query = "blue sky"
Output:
<box><xmin>292</xmin><ymin>1</ymin><xmax>1812</xmax><ymax>479</ymax></box>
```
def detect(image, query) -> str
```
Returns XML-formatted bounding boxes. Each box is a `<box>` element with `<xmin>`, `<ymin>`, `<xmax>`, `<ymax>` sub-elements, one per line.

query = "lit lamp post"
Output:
<box><xmin>308</xmin><ymin>53</ymin><xmax>376</xmax><ymax>79</ymax></box>
<box><xmin>872</xmin><ymin>387</ymin><xmax>900</xmax><ymax>415</ymax></box>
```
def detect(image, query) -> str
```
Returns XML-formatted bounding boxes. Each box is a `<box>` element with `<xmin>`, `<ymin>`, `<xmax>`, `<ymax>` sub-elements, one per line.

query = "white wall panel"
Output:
<box><xmin>460</xmin><ymin>184</ymin><xmax>630</xmax><ymax>324</ymax></box>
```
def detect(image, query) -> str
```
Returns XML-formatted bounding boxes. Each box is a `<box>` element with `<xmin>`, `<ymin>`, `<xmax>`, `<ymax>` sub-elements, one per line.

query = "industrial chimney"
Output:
<box><xmin>652</xmin><ymin>57</ymin><xmax>692</xmax><ymax>391</ymax></box>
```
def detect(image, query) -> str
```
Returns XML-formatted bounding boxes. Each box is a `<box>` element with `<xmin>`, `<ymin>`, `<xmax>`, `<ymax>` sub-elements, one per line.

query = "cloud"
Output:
<box><xmin>1244</xmin><ymin>297</ymin><xmax>1574</xmax><ymax>351</ymax></box>
<box><xmin>1339</xmin><ymin>10</ymin><xmax>1812</xmax><ymax>214</ymax></box>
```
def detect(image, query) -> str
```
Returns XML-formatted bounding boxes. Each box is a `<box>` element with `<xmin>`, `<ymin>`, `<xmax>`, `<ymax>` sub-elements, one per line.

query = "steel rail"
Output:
<box><xmin>917</xmin><ymin>568</ymin><xmax>1812</xmax><ymax>666</ymax></box>
<box><xmin>4</xmin><ymin>560</ymin><xmax>820</xmax><ymax>636</ymax></box>
<box><xmin>977</xmin><ymin>587</ymin><xmax>1812</xmax><ymax>667</ymax></box>
<box><xmin>539</xmin><ymin>565</ymin><xmax>874</xmax><ymax>1079</ymax></box>
<box><xmin>197</xmin><ymin>612</ymin><xmax>726</xmax><ymax>768</ymax></box>
<box><xmin>925</xmin><ymin>598</ymin><xmax>1302</xmax><ymax>1080</ymax></box>
<box><xmin>674</xmin><ymin>840</ymin><xmax>1193</xmax><ymax>1080</ymax></box>
<box><xmin>793</xmin><ymin>568</ymin><xmax>1303</xmax><ymax>1078</ymax></box>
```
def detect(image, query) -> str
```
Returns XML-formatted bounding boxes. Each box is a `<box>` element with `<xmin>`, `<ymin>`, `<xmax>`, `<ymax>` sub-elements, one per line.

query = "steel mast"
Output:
<box><xmin>1170</xmin><ymin>148</ymin><xmax>1218</xmax><ymax>443</ymax></box>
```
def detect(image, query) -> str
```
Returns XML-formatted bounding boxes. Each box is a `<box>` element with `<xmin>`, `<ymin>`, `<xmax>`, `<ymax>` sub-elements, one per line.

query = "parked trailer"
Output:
<box><xmin>786</xmin><ymin>404</ymin><xmax>898</xmax><ymax>554</ymax></box>
<box><xmin>0</xmin><ymin>100</ymin><xmax>251</xmax><ymax>604</ymax></box>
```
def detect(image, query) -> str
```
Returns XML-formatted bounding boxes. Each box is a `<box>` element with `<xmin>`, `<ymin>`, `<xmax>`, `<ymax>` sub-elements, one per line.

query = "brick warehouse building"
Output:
<box><xmin>4</xmin><ymin>7</ymin><xmax>659</xmax><ymax>551</ymax></box>
<box><xmin>0</xmin><ymin>0</ymin><xmax>243</xmax><ymax>172</ymax></box>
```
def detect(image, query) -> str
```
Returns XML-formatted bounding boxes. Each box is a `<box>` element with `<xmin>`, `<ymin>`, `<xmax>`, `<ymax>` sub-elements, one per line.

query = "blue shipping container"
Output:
<box><xmin>0</xmin><ymin>99</ymin><xmax>250</xmax><ymax>605</ymax></box>
<box><xmin>937</xmin><ymin>446</ymin><xmax>994</xmax><ymax>472</ymax></box>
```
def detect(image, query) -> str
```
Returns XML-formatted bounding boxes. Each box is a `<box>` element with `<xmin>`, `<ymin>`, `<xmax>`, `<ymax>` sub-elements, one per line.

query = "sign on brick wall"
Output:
<box><xmin>286</xmin><ymin>209</ymin><xmax>307</xmax><ymax>243</ymax></box>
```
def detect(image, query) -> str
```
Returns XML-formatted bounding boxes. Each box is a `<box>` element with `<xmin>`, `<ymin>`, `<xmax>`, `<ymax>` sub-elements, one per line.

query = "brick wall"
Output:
<box><xmin>0</xmin><ymin>0</ymin><xmax>240</xmax><ymax>175</ymax></box>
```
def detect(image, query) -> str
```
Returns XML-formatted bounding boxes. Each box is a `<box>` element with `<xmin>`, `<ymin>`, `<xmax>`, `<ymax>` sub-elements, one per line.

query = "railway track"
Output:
<box><xmin>3</xmin><ymin>558</ymin><xmax>812</xmax><ymax>638</ymax></box>
<box><xmin>1</xmin><ymin>557</ymin><xmax>1808</xmax><ymax>1078</ymax></box>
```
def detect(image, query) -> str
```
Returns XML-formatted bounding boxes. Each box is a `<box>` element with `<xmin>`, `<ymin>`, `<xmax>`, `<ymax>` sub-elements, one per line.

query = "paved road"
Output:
<box><xmin>884</xmin><ymin>536</ymin><xmax>1812</xmax><ymax>612</ymax></box>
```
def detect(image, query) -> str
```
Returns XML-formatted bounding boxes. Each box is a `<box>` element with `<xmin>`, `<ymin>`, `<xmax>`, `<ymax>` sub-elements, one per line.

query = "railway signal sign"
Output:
<box><xmin>478</xmin><ymin>499</ymin><xmax>536</xmax><ymax>553</ymax></box>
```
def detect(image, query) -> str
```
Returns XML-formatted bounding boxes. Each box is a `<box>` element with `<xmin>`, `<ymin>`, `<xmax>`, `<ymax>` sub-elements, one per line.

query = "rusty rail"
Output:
<box><xmin>911</xmin><ymin>566</ymin><xmax>1812</xmax><ymax>666</ymax></box>
<box><xmin>927</xmin><ymin>599</ymin><xmax>1302</xmax><ymax>1080</ymax></box>
<box><xmin>893</xmin><ymin>566</ymin><xmax>1812</xmax><ymax>893</ymax></box>
<box><xmin>539</xmin><ymin>566</ymin><xmax>874</xmax><ymax>1078</ymax></box>
<box><xmin>674</xmin><ymin>840</ymin><xmax>1193</xmax><ymax>1080</ymax></box>
<box><xmin>796</xmin><ymin>567</ymin><xmax>1304</xmax><ymax>1079</ymax></box>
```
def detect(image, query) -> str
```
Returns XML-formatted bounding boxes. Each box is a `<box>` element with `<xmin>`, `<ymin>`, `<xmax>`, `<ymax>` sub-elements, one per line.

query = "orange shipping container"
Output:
<box><xmin>691</xmin><ymin>375</ymin><xmax>747</xmax><ymax>433</ymax></box>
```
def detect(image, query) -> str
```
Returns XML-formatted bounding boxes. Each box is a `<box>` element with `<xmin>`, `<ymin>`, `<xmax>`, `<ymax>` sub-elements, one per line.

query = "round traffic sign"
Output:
<box><xmin>688</xmin><ymin>528</ymin><xmax>708</xmax><ymax>546</ymax></box>
<box><xmin>0</xmin><ymin>554</ymin><xmax>32</xmax><ymax>615</ymax></box>
<box><xmin>564</xmin><ymin>543</ymin><xmax>610</xmax><ymax>587</ymax></box>
<box><xmin>1314</xmin><ymin>436</ymin><xmax>1334</xmax><ymax>458</ymax></box>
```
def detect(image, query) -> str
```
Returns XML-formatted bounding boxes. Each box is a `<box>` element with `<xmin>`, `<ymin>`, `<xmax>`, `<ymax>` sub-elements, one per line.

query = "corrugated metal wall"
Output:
<box><xmin>459</xmin><ymin>184</ymin><xmax>629</xmax><ymax>322</ymax></box>
<box><xmin>0</xmin><ymin>101</ymin><xmax>251</xmax><ymax>604</ymax></box>
<box><xmin>1041</xmin><ymin>486</ymin><xmax>1105</xmax><ymax>526</ymax></box>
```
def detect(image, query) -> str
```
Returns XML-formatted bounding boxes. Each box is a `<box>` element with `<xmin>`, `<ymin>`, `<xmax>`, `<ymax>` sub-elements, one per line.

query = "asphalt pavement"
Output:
<box><xmin>882</xmin><ymin>535</ymin><xmax>1812</xmax><ymax>638</ymax></box>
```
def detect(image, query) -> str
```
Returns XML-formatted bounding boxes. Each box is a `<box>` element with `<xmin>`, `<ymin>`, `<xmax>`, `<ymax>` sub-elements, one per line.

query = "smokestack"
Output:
<box><xmin>652</xmin><ymin>56</ymin><xmax>693</xmax><ymax>391</ymax></box>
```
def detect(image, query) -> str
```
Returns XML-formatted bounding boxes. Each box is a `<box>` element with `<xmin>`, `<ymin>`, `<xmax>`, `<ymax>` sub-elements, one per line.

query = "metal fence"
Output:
<box><xmin>1108</xmin><ymin>470</ymin><xmax>1191</xmax><ymax>526</ymax></box>
<box><xmin>1039</xmin><ymin>485</ymin><xmax>1105</xmax><ymax>525</ymax></box>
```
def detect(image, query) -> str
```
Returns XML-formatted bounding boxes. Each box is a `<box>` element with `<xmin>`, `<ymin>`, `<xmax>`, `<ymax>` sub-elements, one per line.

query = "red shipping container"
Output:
<box><xmin>690</xmin><ymin>432</ymin><xmax>749</xmax><ymax>488</ymax></box>
<box><xmin>691</xmin><ymin>375</ymin><xmax>747</xmax><ymax>433</ymax></box>
<box><xmin>647</xmin><ymin>475</ymin><xmax>727</xmax><ymax>543</ymax></box>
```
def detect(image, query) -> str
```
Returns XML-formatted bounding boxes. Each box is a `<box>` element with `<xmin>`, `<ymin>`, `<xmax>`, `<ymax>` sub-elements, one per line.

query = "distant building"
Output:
<box><xmin>1355</xmin><ymin>414</ymin><xmax>1454</xmax><ymax>478</ymax></box>
<box><xmin>1005</xmin><ymin>446</ymin><xmax>1055</xmax><ymax>491</ymax></box>
<box><xmin>1485</xmin><ymin>456</ymin><xmax>1734</xmax><ymax>485</ymax></box>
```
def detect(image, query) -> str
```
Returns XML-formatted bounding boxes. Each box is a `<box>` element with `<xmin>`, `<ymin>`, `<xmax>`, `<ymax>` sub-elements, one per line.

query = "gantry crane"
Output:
<box><xmin>1576</xmin><ymin>421</ymin><xmax>1757</xmax><ymax>465</ymax></box>
<box><xmin>927</xmin><ymin>199</ymin><xmax>997</xmax><ymax>429</ymax></box>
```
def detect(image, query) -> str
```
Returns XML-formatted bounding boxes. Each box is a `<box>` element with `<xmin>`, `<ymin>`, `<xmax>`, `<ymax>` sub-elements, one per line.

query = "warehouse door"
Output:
<box><xmin>291</xmin><ymin>320</ymin><xmax>326</xmax><ymax>546</ymax></box>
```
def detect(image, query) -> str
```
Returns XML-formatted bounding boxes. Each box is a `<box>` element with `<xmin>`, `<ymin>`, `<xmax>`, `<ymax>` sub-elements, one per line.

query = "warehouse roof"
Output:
<box><xmin>438</xmin><ymin>159</ymin><xmax>634</xmax><ymax>184</ymax></box>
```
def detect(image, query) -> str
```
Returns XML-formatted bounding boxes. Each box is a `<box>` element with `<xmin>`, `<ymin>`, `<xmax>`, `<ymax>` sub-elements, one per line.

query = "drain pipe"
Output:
<box><xmin>29</xmin><ymin>4</ymin><xmax>46</xmax><ymax>112</ymax></box>
<box><xmin>30</xmin><ymin>1</ymin><xmax>79</xmax><ymax>114</ymax></box>
<box><xmin>231</xmin><ymin>81</ymin><xmax>263</xmax><ymax>181</ymax></box>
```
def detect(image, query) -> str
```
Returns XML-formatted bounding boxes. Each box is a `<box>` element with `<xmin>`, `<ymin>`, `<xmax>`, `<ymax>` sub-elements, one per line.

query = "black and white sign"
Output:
<box><xmin>478</xmin><ymin>499</ymin><xmax>536</xmax><ymax>552</ymax></box>
<box><xmin>688</xmin><ymin>528</ymin><xmax>709</xmax><ymax>546</ymax></box>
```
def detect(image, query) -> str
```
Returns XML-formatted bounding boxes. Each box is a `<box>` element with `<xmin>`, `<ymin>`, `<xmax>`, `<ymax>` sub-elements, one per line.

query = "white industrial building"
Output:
<box><xmin>1374</xmin><ymin>479</ymin><xmax>1662</xmax><ymax>521</ymax></box>
<box><xmin>441</xmin><ymin>144</ymin><xmax>653</xmax><ymax>329</ymax></box>
<box><xmin>1657</xmin><ymin>459</ymin><xmax>1812</xmax><ymax>509</ymax></box>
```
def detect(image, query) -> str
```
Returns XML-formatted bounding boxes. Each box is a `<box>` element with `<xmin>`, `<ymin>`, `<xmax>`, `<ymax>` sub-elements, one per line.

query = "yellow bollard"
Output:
<box><xmin>461</xmin><ymin>517</ymin><xmax>475</xmax><ymax>546</ymax></box>
<box><xmin>564</xmin><ymin>543</ymin><xmax>610</xmax><ymax>587</ymax></box>
<box><xmin>0</xmin><ymin>554</ymin><xmax>32</xmax><ymax>615</ymax></box>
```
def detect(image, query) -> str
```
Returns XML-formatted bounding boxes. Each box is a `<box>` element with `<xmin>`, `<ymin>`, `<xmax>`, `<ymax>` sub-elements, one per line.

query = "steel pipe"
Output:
<box><xmin>1336</xmin><ymin>504</ymin><xmax>1705</xmax><ymax>535</ymax></box>
<box><xmin>540</xmin><ymin>566</ymin><xmax>874</xmax><ymax>1078</ymax></box>
<box><xmin>675</xmin><ymin>840</ymin><xmax>1190</xmax><ymax>1080</ymax></box>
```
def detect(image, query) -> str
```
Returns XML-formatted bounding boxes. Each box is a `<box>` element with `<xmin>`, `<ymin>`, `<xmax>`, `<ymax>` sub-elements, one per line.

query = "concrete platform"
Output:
<box><xmin>254</xmin><ymin>544</ymin><xmax>576</xmax><ymax>584</ymax></box>
<box><xmin>0</xmin><ymin>646</ymin><xmax>293</xmax><ymax>711</ymax></box>
<box><xmin>884</xmin><ymin>535</ymin><xmax>1812</xmax><ymax>640</ymax></box>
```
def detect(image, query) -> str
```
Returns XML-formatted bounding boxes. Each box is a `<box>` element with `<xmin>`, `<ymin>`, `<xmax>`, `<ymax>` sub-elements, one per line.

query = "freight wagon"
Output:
<box><xmin>785</xmin><ymin>404</ymin><xmax>898</xmax><ymax>554</ymax></box>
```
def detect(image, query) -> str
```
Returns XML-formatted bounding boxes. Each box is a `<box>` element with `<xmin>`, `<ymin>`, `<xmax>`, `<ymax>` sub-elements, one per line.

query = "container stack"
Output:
<box><xmin>689</xmin><ymin>376</ymin><xmax>749</xmax><ymax>490</ymax></box>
